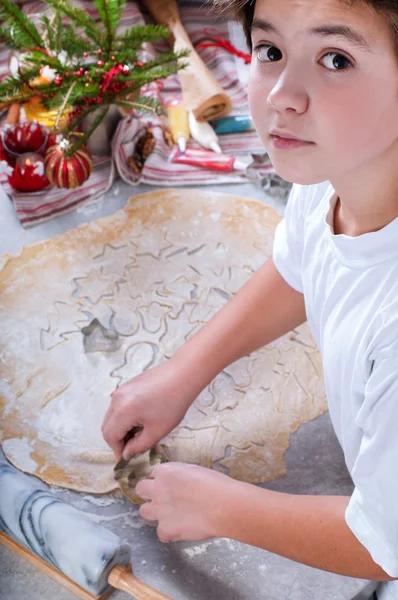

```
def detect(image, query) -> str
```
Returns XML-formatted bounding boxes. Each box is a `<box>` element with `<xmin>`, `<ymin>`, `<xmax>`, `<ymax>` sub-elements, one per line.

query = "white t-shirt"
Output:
<box><xmin>273</xmin><ymin>182</ymin><xmax>398</xmax><ymax>600</ymax></box>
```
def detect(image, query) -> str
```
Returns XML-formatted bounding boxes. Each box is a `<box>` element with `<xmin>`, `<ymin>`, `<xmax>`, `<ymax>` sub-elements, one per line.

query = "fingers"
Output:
<box><xmin>136</xmin><ymin>477</ymin><xmax>155</xmax><ymax>500</ymax></box>
<box><xmin>157</xmin><ymin>525</ymin><xmax>175</xmax><ymax>543</ymax></box>
<box><xmin>123</xmin><ymin>429</ymin><xmax>153</xmax><ymax>459</ymax></box>
<box><xmin>101</xmin><ymin>410</ymin><xmax>131</xmax><ymax>459</ymax></box>
<box><xmin>139</xmin><ymin>501</ymin><xmax>158</xmax><ymax>522</ymax></box>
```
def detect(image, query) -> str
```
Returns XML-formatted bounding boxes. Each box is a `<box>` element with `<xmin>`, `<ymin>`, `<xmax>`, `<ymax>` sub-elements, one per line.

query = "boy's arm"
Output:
<box><xmin>137</xmin><ymin>465</ymin><xmax>394</xmax><ymax>582</ymax></box>
<box><xmin>170</xmin><ymin>256</ymin><xmax>306</xmax><ymax>391</ymax></box>
<box><xmin>224</xmin><ymin>484</ymin><xmax>392</xmax><ymax>581</ymax></box>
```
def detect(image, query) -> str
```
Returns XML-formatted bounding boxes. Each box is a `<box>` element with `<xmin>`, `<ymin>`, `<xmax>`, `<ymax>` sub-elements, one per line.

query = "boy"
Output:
<box><xmin>102</xmin><ymin>1</ymin><xmax>398</xmax><ymax>597</ymax></box>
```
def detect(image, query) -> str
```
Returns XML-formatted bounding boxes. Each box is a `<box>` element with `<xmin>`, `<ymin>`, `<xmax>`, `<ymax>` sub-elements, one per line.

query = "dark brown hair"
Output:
<box><xmin>212</xmin><ymin>0</ymin><xmax>398</xmax><ymax>52</ymax></box>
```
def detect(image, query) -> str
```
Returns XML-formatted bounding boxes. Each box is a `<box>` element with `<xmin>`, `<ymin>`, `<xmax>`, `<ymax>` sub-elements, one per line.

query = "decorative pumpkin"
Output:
<box><xmin>44</xmin><ymin>142</ymin><xmax>92</xmax><ymax>189</ymax></box>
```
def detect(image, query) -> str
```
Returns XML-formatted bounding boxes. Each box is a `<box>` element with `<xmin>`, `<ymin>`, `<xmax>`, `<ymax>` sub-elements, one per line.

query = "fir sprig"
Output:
<box><xmin>40</xmin><ymin>14</ymin><xmax>62</xmax><ymax>54</ymax></box>
<box><xmin>117</xmin><ymin>95</ymin><xmax>163</xmax><ymax>115</ymax></box>
<box><xmin>45</xmin><ymin>0</ymin><xmax>104</xmax><ymax>47</ymax></box>
<box><xmin>0</xmin><ymin>0</ymin><xmax>44</xmax><ymax>49</ymax></box>
<box><xmin>93</xmin><ymin>0</ymin><xmax>125</xmax><ymax>53</ymax></box>
<box><xmin>119</xmin><ymin>24</ymin><xmax>171</xmax><ymax>46</ymax></box>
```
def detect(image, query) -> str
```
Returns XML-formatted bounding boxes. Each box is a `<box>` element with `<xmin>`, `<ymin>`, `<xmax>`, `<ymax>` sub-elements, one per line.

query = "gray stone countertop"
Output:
<box><xmin>0</xmin><ymin>179</ymin><xmax>376</xmax><ymax>600</ymax></box>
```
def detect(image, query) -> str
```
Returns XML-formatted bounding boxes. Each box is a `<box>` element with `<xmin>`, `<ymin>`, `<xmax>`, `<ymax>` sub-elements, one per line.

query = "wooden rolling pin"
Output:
<box><xmin>141</xmin><ymin>0</ymin><xmax>232</xmax><ymax>122</ymax></box>
<box><xmin>0</xmin><ymin>457</ymin><xmax>173</xmax><ymax>600</ymax></box>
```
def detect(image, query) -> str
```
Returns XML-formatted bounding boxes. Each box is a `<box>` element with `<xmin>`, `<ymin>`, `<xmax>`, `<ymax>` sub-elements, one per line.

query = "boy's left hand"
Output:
<box><xmin>136</xmin><ymin>462</ymin><xmax>238</xmax><ymax>542</ymax></box>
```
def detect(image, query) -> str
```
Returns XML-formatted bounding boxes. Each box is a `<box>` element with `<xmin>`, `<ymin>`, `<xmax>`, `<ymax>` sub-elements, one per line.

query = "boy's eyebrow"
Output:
<box><xmin>251</xmin><ymin>18</ymin><xmax>373</xmax><ymax>52</ymax></box>
<box><xmin>310</xmin><ymin>25</ymin><xmax>372</xmax><ymax>52</ymax></box>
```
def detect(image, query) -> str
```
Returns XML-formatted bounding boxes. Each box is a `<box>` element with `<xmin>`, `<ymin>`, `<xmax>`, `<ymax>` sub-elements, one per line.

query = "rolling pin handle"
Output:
<box><xmin>108</xmin><ymin>565</ymin><xmax>174</xmax><ymax>600</ymax></box>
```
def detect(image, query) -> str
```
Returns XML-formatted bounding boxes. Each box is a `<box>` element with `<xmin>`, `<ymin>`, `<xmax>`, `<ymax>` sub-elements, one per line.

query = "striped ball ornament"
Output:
<box><xmin>44</xmin><ymin>144</ymin><xmax>92</xmax><ymax>189</ymax></box>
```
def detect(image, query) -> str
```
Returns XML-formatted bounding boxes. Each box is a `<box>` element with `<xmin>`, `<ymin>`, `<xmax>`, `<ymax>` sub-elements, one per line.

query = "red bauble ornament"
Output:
<box><xmin>54</xmin><ymin>75</ymin><xmax>63</xmax><ymax>85</ymax></box>
<box><xmin>44</xmin><ymin>144</ymin><xmax>92</xmax><ymax>189</ymax></box>
<box><xmin>97</xmin><ymin>60</ymin><xmax>104</xmax><ymax>67</ymax></box>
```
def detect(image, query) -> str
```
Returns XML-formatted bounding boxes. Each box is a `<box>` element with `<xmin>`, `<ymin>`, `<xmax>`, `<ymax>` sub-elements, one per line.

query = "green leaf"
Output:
<box><xmin>0</xmin><ymin>0</ymin><xmax>44</xmax><ymax>48</ymax></box>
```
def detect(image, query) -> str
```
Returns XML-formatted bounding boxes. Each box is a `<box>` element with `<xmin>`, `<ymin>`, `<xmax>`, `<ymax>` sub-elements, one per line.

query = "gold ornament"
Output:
<box><xmin>44</xmin><ymin>142</ymin><xmax>92</xmax><ymax>189</ymax></box>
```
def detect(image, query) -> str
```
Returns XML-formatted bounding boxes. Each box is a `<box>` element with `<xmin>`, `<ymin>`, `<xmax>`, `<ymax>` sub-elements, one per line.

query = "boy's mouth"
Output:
<box><xmin>269</xmin><ymin>130</ymin><xmax>315</xmax><ymax>150</ymax></box>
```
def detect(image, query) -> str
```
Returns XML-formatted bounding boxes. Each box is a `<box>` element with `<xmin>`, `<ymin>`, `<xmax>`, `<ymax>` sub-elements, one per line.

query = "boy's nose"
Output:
<box><xmin>267</xmin><ymin>72</ymin><xmax>309</xmax><ymax>115</ymax></box>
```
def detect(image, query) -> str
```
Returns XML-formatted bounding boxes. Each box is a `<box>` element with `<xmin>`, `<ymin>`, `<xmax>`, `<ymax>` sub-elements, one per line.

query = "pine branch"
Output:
<box><xmin>45</xmin><ymin>0</ymin><xmax>103</xmax><ymax>47</ymax></box>
<box><xmin>116</xmin><ymin>95</ymin><xmax>162</xmax><ymax>115</ymax></box>
<box><xmin>60</xmin><ymin>24</ymin><xmax>96</xmax><ymax>59</ymax></box>
<box><xmin>40</xmin><ymin>14</ymin><xmax>63</xmax><ymax>54</ymax></box>
<box><xmin>24</xmin><ymin>51</ymin><xmax>65</xmax><ymax>72</ymax></box>
<box><xmin>0</xmin><ymin>69</ymin><xmax>40</xmax><ymax>102</ymax></box>
<box><xmin>54</xmin><ymin>81</ymin><xmax>76</xmax><ymax>130</ymax></box>
<box><xmin>0</xmin><ymin>0</ymin><xmax>44</xmax><ymax>49</ymax></box>
<box><xmin>117</xmin><ymin>24</ymin><xmax>170</xmax><ymax>46</ymax></box>
<box><xmin>117</xmin><ymin>0</ymin><xmax>126</xmax><ymax>14</ymax></box>
<box><xmin>134</xmin><ymin>49</ymin><xmax>190</xmax><ymax>73</ymax></box>
<box><xmin>0</xmin><ymin>26</ymin><xmax>12</xmax><ymax>46</ymax></box>
<box><xmin>0</xmin><ymin>91</ymin><xmax>36</xmax><ymax>105</ymax></box>
<box><xmin>93</xmin><ymin>0</ymin><xmax>124</xmax><ymax>53</ymax></box>
<box><xmin>54</xmin><ymin>12</ymin><xmax>63</xmax><ymax>54</ymax></box>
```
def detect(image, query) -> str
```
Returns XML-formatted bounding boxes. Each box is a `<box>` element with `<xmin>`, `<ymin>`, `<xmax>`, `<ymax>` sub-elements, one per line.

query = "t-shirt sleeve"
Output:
<box><xmin>272</xmin><ymin>184</ymin><xmax>308</xmax><ymax>293</ymax></box>
<box><xmin>345</xmin><ymin>344</ymin><xmax>398</xmax><ymax>577</ymax></box>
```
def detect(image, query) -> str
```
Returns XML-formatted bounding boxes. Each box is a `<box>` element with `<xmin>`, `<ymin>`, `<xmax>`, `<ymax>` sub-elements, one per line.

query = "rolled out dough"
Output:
<box><xmin>0</xmin><ymin>189</ymin><xmax>326</xmax><ymax>493</ymax></box>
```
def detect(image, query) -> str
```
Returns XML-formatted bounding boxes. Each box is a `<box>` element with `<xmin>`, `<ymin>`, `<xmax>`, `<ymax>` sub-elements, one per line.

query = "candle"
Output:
<box><xmin>7</xmin><ymin>152</ymin><xmax>50</xmax><ymax>193</ymax></box>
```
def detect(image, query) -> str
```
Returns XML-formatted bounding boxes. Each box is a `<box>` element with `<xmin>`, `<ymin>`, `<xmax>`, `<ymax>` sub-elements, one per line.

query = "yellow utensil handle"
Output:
<box><xmin>108</xmin><ymin>565</ymin><xmax>174</xmax><ymax>600</ymax></box>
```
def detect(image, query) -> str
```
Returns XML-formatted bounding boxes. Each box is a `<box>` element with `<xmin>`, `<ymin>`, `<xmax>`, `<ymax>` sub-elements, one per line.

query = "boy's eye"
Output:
<box><xmin>255</xmin><ymin>44</ymin><xmax>283</xmax><ymax>63</ymax></box>
<box><xmin>320</xmin><ymin>52</ymin><xmax>352</xmax><ymax>71</ymax></box>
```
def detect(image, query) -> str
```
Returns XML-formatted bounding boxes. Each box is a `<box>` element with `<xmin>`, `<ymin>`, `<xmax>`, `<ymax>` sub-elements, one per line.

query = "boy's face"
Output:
<box><xmin>248</xmin><ymin>0</ymin><xmax>398</xmax><ymax>184</ymax></box>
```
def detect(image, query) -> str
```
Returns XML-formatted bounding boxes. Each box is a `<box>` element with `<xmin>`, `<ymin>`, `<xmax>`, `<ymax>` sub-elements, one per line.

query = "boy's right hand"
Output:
<box><xmin>102</xmin><ymin>359</ymin><xmax>199</xmax><ymax>461</ymax></box>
